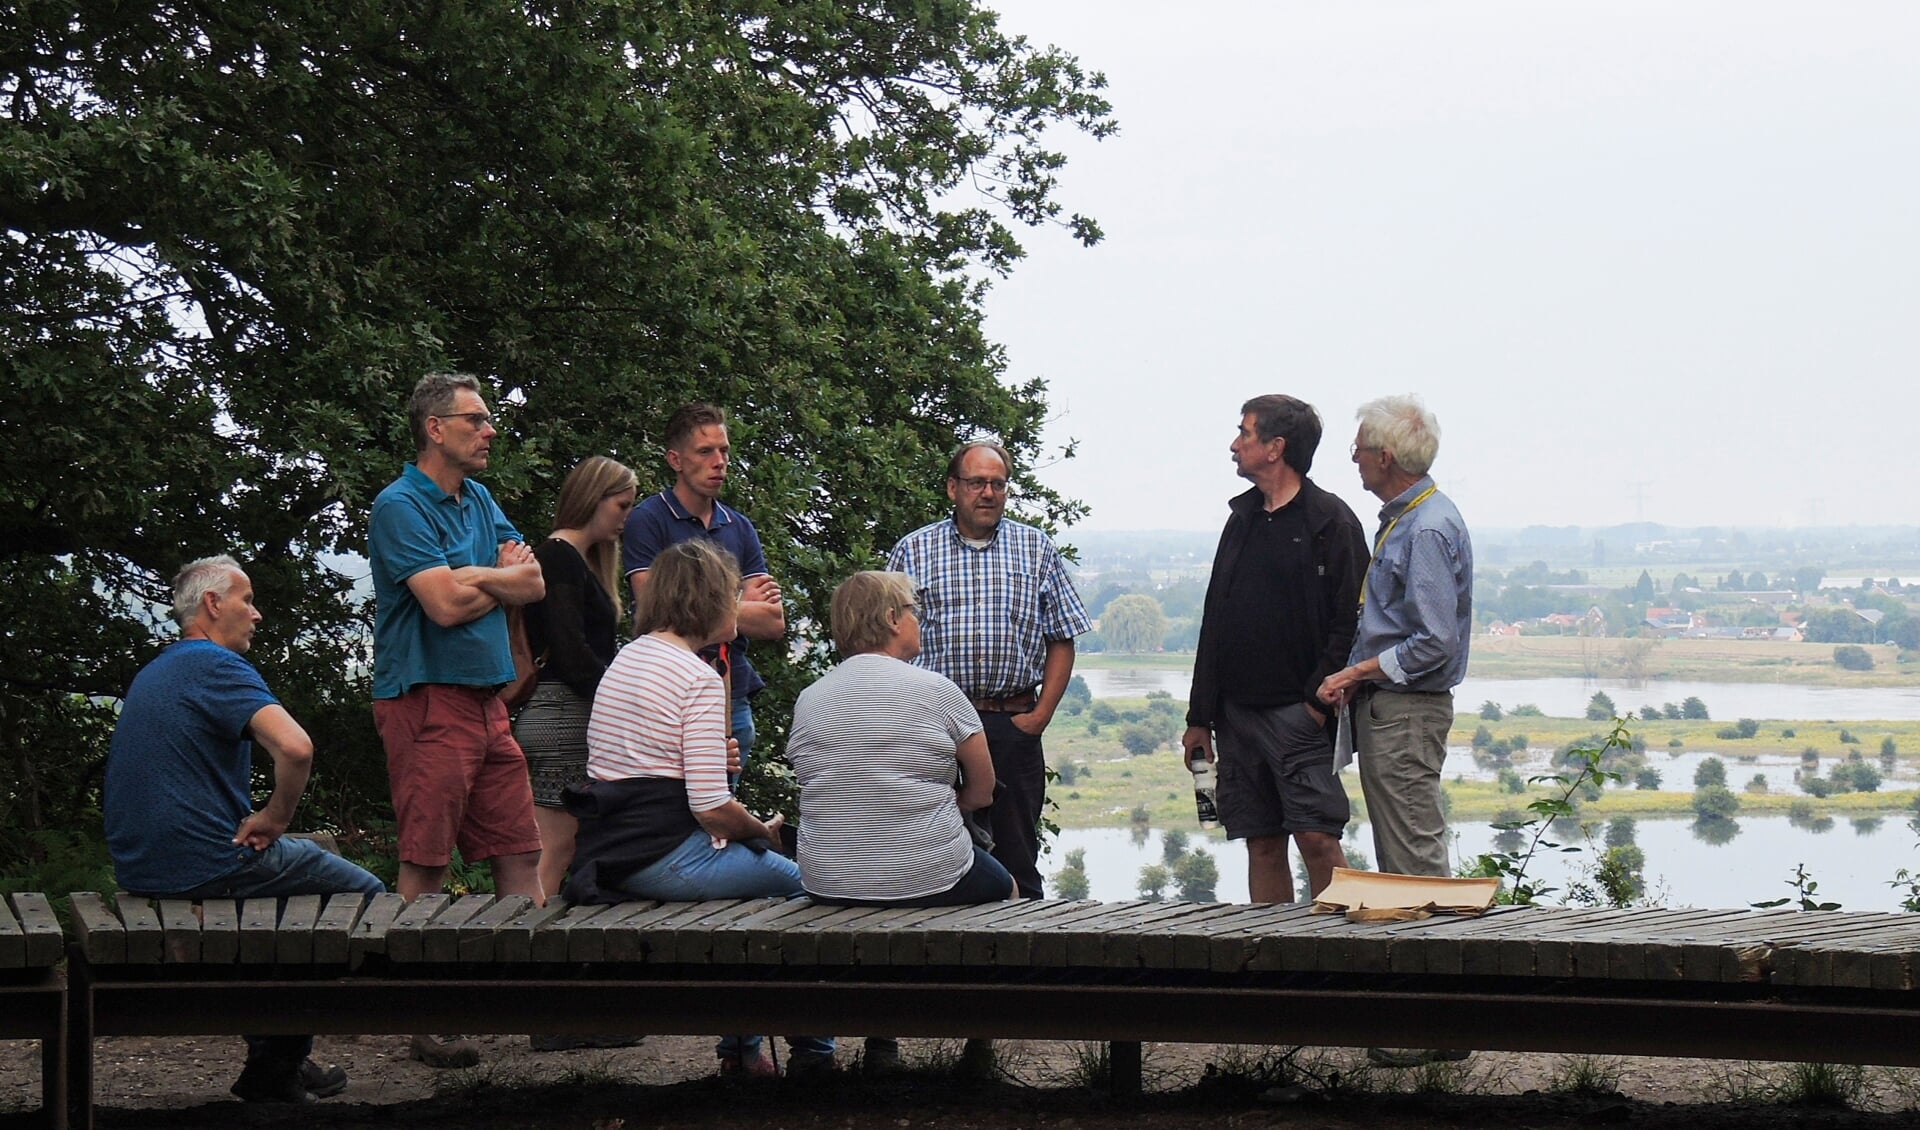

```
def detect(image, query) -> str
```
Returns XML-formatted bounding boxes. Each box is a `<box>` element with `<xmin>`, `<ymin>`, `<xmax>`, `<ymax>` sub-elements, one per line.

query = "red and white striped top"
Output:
<box><xmin>585</xmin><ymin>633</ymin><xmax>731</xmax><ymax>812</ymax></box>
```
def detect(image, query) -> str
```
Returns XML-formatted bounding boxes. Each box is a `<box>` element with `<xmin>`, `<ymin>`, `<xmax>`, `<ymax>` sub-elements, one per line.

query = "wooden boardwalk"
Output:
<box><xmin>44</xmin><ymin>891</ymin><xmax>1920</xmax><ymax>1129</ymax></box>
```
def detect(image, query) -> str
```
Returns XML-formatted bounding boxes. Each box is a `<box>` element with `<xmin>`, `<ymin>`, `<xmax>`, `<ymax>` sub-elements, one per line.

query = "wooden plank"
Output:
<box><xmin>748</xmin><ymin>902</ymin><xmax>845</xmax><ymax>964</ymax></box>
<box><xmin>1085</xmin><ymin>901</ymin><xmax>1226</xmax><ymax>968</ymax></box>
<box><xmin>776</xmin><ymin>906</ymin><xmax>887</xmax><ymax>965</ymax></box>
<box><xmin>670</xmin><ymin>898</ymin><xmax>790</xmax><ymax>964</ymax></box>
<box><xmin>313</xmin><ymin>894</ymin><xmax>368</xmax><ymax>964</ymax></box>
<box><xmin>582</xmin><ymin>901</ymin><xmax>666</xmax><ymax>963</ymax></box>
<box><xmin>1019</xmin><ymin>901</ymin><xmax>1151</xmax><ymax>968</ymax></box>
<box><xmin>494</xmin><ymin>899</ymin><xmax>572</xmax><ymax>963</ymax></box>
<box><xmin>113</xmin><ymin>892</ymin><xmax>164</xmax><ymax>964</ymax></box>
<box><xmin>9</xmin><ymin>893</ymin><xmax>64</xmax><ymax>968</ymax></box>
<box><xmin>1490</xmin><ymin>908</ymin><xmax>1625</xmax><ymax>977</ymax></box>
<box><xmin>1204</xmin><ymin>904</ymin><xmax>1318</xmax><ymax>973</ymax></box>
<box><xmin>711</xmin><ymin>898</ymin><xmax>821</xmax><ymax>964</ymax></box>
<box><xmin>0</xmin><ymin>893</ymin><xmax>22</xmax><ymax>970</ymax></box>
<box><xmin>1776</xmin><ymin>918</ymin><xmax>1920</xmax><ymax>988</ymax></box>
<box><xmin>274</xmin><ymin>894</ymin><xmax>323</xmax><ymax>963</ymax></box>
<box><xmin>239</xmin><ymin>897</ymin><xmax>280</xmax><ymax>963</ymax></box>
<box><xmin>856</xmin><ymin>904</ymin><xmax>977</xmax><ymax>966</ymax></box>
<box><xmin>1387</xmin><ymin>905</ymin><xmax>1530</xmax><ymax>976</ymax></box>
<box><xmin>913</xmin><ymin>901</ymin><xmax>1034</xmax><ymax>966</ymax></box>
<box><xmin>347</xmin><ymin>892</ymin><xmax>408</xmax><ymax>965</ymax></box>
<box><xmin>156</xmin><ymin>899</ymin><xmax>201</xmax><ymax>963</ymax></box>
<box><xmin>385</xmin><ymin>893</ymin><xmax>450</xmax><ymax>962</ymax></box>
<box><xmin>528</xmin><ymin>903</ymin><xmax>608</xmax><ymax>963</ymax></box>
<box><xmin>1268</xmin><ymin>907</ymin><xmax>1370</xmax><ymax>972</ymax></box>
<box><xmin>960</xmin><ymin>900</ymin><xmax>1083</xmax><ymax>966</ymax></box>
<box><xmin>200</xmin><ymin>899</ymin><xmax>240</xmax><ymax>963</ymax></box>
<box><xmin>991</xmin><ymin>901</ymin><xmax>1117</xmax><ymax>967</ymax></box>
<box><xmin>806</xmin><ymin>904</ymin><xmax>909</xmax><ymax>966</ymax></box>
<box><xmin>457</xmin><ymin>894</ymin><xmax>533</xmax><ymax>962</ymax></box>
<box><xmin>421</xmin><ymin>895</ymin><xmax>494</xmax><ymax>962</ymax></box>
<box><xmin>1169</xmin><ymin>904</ymin><xmax>1291</xmax><ymax>970</ymax></box>
<box><xmin>1626</xmin><ymin>909</ymin><xmax>1763</xmax><ymax>980</ymax></box>
<box><xmin>1036</xmin><ymin>897</ymin><xmax>1152</xmax><ymax>970</ymax></box>
<box><xmin>1669</xmin><ymin>908</ymin><xmax>1804</xmax><ymax>983</ymax></box>
<box><xmin>69</xmin><ymin>892</ymin><xmax>125</xmax><ymax>964</ymax></box>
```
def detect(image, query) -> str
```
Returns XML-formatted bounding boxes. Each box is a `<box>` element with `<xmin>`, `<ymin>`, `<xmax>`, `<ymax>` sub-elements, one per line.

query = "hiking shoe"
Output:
<box><xmin>298</xmin><ymin>1059</ymin><xmax>348</xmax><ymax>1098</ymax></box>
<box><xmin>786</xmin><ymin>1049</ymin><xmax>838</xmax><ymax>1078</ymax></box>
<box><xmin>230</xmin><ymin>1065</ymin><xmax>314</xmax><ymax>1105</ymax></box>
<box><xmin>862</xmin><ymin>1037</ymin><xmax>904</xmax><ymax>1077</ymax></box>
<box><xmin>718</xmin><ymin>1051</ymin><xmax>777</xmax><ymax>1077</ymax></box>
<box><xmin>409</xmin><ymin>1034</ymin><xmax>481</xmax><ymax>1069</ymax></box>
<box><xmin>956</xmin><ymin>1037</ymin><xmax>996</xmax><ymax>1082</ymax></box>
<box><xmin>1366</xmin><ymin>1047</ymin><xmax>1473</xmax><ymax>1068</ymax></box>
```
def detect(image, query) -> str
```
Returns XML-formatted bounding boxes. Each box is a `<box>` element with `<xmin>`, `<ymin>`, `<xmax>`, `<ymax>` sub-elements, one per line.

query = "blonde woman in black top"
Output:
<box><xmin>514</xmin><ymin>455</ymin><xmax>637</xmax><ymax>902</ymax></box>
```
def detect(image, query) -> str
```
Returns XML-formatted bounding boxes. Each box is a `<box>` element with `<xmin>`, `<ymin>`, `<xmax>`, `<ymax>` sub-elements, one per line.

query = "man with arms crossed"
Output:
<box><xmin>887</xmin><ymin>440</ymin><xmax>1092</xmax><ymax>902</ymax></box>
<box><xmin>623</xmin><ymin>404</ymin><xmax>784</xmax><ymax>775</ymax></box>
<box><xmin>1184</xmin><ymin>395</ymin><xmax>1367</xmax><ymax>903</ymax></box>
<box><xmin>370</xmin><ymin>372</ymin><xmax>545</xmax><ymax>1067</ymax></box>
<box><xmin>106</xmin><ymin>555</ymin><xmax>384</xmax><ymax>1103</ymax></box>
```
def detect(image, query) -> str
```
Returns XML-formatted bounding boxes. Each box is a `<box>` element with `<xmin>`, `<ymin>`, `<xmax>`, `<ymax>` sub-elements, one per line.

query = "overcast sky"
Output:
<box><xmin>978</xmin><ymin>1</ymin><xmax>1920</xmax><ymax>533</ymax></box>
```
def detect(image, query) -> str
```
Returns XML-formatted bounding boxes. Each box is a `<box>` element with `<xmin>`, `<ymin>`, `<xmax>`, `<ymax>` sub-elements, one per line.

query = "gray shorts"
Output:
<box><xmin>1215</xmin><ymin>700</ymin><xmax>1351</xmax><ymax>840</ymax></box>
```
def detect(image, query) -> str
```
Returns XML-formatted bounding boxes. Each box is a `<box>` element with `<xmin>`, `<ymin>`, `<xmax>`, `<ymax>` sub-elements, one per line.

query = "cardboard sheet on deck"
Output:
<box><xmin>1311</xmin><ymin>868</ymin><xmax>1499</xmax><ymax>920</ymax></box>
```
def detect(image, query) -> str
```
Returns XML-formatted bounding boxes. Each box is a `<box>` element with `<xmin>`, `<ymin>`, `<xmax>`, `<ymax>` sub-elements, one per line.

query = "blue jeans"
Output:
<box><xmin>730</xmin><ymin>698</ymin><xmax>755</xmax><ymax>787</ymax></box>
<box><xmin>153</xmin><ymin>838</ymin><xmax>386</xmax><ymax>1068</ymax></box>
<box><xmin>614</xmin><ymin>829</ymin><xmax>831</xmax><ymax>1061</ymax></box>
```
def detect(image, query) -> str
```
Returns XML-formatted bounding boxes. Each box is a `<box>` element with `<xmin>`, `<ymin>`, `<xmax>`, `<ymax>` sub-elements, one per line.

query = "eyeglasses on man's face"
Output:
<box><xmin>435</xmin><ymin>411</ymin><xmax>496</xmax><ymax>430</ymax></box>
<box><xmin>955</xmin><ymin>476</ymin><xmax>1010</xmax><ymax>494</ymax></box>
<box><xmin>1349</xmin><ymin>443</ymin><xmax>1382</xmax><ymax>460</ymax></box>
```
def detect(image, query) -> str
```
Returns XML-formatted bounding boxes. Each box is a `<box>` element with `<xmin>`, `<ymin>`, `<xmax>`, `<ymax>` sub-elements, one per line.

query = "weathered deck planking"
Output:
<box><xmin>419</xmin><ymin>894</ymin><xmax>495</xmax><ymax>962</ymax></box>
<box><xmin>384</xmin><ymin>893</ymin><xmax>450</xmax><ymax>962</ymax></box>
<box><xmin>313</xmin><ymin>894</ymin><xmax>368</xmax><ymax>964</ymax></box>
<box><xmin>347</xmin><ymin>893</ymin><xmax>408</xmax><ymax>965</ymax></box>
<box><xmin>493</xmin><ymin>899</ymin><xmax>571</xmax><ymax>962</ymax></box>
<box><xmin>528</xmin><ymin>902</ymin><xmax>609</xmax><ymax>963</ymax></box>
<box><xmin>237</xmin><ymin>897</ymin><xmax>280</xmax><ymax>963</ymax></box>
<box><xmin>198</xmin><ymin>899</ymin><xmax>239</xmax><ymax>964</ymax></box>
<box><xmin>275</xmin><ymin>894</ymin><xmax>324</xmax><ymax>963</ymax></box>
<box><xmin>594</xmin><ymin>901</ymin><xmax>691</xmax><ymax>962</ymax></box>
<box><xmin>68</xmin><ymin>893</ymin><xmax>123</xmax><ymax>964</ymax></box>
<box><xmin>8</xmin><ymin>893</ymin><xmax>63</xmax><ymax>968</ymax></box>
<box><xmin>711</xmin><ymin>898</ymin><xmax>821</xmax><ymax>964</ymax></box>
<box><xmin>915</xmin><ymin>901</ymin><xmax>1042</xmax><ymax>966</ymax></box>
<box><xmin>156</xmin><ymin>900</ymin><xmax>201</xmax><ymax>964</ymax></box>
<box><xmin>0</xmin><ymin>895</ymin><xmax>21</xmax><ymax>970</ymax></box>
<box><xmin>747</xmin><ymin>903</ymin><xmax>847</xmax><ymax>964</ymax></box>
<box><xmin>1205</xmin><ymin>904</ymin><xmax>1318</xmax><ymax>972</ymax></box>
<box><xmin>457</xmin><ymin>895</ymin><xmax>534</xmax><ymax>962</ymax></box>
<box><xmin>112</xmin><ymin>894</ymin><xmax>162</xmax><ymax>964</ymax></box>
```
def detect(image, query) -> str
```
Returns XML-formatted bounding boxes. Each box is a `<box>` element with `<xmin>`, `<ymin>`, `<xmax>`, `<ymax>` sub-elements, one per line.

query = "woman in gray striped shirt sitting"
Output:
<box><xmin>787</xmin><ymin>571</ymin><xmax>1016</xmax><ymax>907</ymax></box>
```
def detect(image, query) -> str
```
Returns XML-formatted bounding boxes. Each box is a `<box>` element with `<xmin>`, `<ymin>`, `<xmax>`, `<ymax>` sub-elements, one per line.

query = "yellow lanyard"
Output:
<box><xmin>1358</xmin><ymin>484</ymin><xmax>1438</xmax><ymax>606</ymax></box>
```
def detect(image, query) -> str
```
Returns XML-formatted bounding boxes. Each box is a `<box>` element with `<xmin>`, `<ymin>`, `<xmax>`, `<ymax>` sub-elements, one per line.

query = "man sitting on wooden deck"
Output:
<box><xmin>103</xmin><ymin>555</ymin><xmax>385</xmax><ymax>1104</ymax></box>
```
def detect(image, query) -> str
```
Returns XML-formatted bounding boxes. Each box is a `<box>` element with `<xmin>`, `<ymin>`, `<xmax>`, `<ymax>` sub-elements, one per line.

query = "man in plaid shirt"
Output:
<box><xmin>887</xmin><ymin>440</ymin><xmax>1092</xmax><ymax>901</ymax></box>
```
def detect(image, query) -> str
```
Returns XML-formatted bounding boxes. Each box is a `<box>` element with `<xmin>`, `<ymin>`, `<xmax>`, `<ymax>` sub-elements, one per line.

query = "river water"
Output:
<box><xmin>1048</xmin><ymin>814</ymin><xmax>1920</xmax><ymax>912</ymax></box>
<box><xmin>1076</xmin><ymin>667</ymin><xmax>1920</xmax><ymax>721</ymax></box>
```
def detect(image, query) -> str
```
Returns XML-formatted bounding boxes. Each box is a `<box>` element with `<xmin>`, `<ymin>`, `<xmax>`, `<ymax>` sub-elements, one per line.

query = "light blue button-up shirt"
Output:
<box><xmin>1350</xmin><ymin>475</ymin><xmax>1473</xmax><ymax>692</ymax></box>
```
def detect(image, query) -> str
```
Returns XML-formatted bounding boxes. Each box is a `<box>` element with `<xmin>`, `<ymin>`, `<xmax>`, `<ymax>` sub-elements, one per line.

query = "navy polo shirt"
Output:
<box><xmin>621</xmin><ymin>490</ymin><xmax>770</xmax><ymax>701</ymax></box>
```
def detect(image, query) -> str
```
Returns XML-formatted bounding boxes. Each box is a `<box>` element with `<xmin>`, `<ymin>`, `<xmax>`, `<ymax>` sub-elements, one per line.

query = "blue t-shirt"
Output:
<box><xmin>369</xmin><ymin>463</ymin><xmax>523</xmax><ymax>698</ymax></box>
<box><xmin>104</xmin><ymin>640</ymin><xmax>279</xmax><ymax>893</ymax></box>
<box><xmin>620</xmin><ymin>490</ymin><xmax>770</xmax><ymax>700</ymax></box>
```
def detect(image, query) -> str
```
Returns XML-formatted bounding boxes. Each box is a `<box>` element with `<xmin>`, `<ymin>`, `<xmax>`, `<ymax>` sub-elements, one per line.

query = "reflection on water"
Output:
<box><xmin>1050</xmin><ymin>812</ymin><xmax>1920</xmax><ymax>912</ymax></box>
<box><xmin>1075</xmin><ymin>667</ymin><xmax>1920</xmax><ymax>721</ymax></box>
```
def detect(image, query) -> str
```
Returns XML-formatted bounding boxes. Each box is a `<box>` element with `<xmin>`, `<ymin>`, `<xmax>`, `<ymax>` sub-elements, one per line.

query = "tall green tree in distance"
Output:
<box><xmin>1</xmin><ymin>2</ymin><xmax>1115</xmax><ymax>865</ymax></box>
<box><xmin>1099</xmin><ymin>593</ymin><xmax>1169</xmax><ymax>653</ymax></box>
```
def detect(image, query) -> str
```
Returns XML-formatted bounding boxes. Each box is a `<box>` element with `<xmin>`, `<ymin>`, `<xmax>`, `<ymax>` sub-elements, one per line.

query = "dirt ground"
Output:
<box><xmin>6</xmin><ymin>1034</ymin><xmax>1919</xmax><ymax>1130</ymax></box>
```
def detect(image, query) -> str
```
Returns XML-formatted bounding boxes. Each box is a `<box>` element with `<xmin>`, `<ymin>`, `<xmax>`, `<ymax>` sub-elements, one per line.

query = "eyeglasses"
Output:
<box><xmin>955</xmin><ymin>476</ymin><xmax>1010</xmax><ymax>494</ymax></box>
<box><xmin>435</xmin><ymin>411</ymin><xmax>496</xmax><ymax>429</ymax></box>
<box><xmin>896</xmin><ymin>601</ymin><xmax>919</xmax><ymax>617</ymax></box>
<box><xmin>1350</xmin><ymin>444</ymin><xmax>1382</xmax><ymax>459</ymax></box>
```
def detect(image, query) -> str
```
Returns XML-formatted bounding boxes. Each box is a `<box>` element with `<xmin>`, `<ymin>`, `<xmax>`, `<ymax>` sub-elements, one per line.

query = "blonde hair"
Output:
<box><xmin>636</xmin><ymin>539</ymin><xmax>740</xmax><ymax>641</ymax></box>
<box><xmin>552</xmin><ymin>455</ymin><xmax>637</xmax><ymax>618</ymax></box>
<box><xmin>831</xmin><ymin>571</ymin><xmax>917</xmax><ymax>656</ymax></box>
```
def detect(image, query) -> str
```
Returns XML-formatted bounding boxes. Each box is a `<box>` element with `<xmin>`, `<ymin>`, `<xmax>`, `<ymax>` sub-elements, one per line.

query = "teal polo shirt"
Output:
<box><xmin>369</xmin><ymin>463</ymin><xmax>523</xmax><ymax>698</ymax></box>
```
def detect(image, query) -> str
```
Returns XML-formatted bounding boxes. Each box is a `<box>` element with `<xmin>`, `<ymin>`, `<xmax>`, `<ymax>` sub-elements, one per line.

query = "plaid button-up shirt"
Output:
<box><xmin>887</xmin><ymin>517</ymin><xmax>1092</xmax><ymax>699</ymax></box>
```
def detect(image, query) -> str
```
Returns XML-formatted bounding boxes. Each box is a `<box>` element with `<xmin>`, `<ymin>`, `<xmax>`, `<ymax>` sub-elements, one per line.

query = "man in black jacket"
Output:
<box><xmin>1183</xmin><ymin>395</ymin><xmax>1368</xmax><ymax>902</ymax></box>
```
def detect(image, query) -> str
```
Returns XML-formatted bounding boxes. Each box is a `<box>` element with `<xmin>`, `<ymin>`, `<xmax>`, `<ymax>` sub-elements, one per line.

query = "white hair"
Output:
<box><xmin>172</xmin><ymin>555</ymin><xmax>243</xmax><ymax>625</ymax></box>
<box><xmin>1356</xmin><ymin>395</ymin><xmax>1442</xmax><ymax>477</ymax></box>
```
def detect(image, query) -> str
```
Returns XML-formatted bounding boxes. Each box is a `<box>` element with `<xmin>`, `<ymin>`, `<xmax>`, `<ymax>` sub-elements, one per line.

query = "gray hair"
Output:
<box><xmin>830</xmin><ymin>571</ymin><xmax>918</xmax><ymax>656</ymax></box>
<box><xmin>1356</xmin><ymin>395</ymin><xmax>1442</xmax><ymax>477</ymax></box>
<box><xmin>408</xmin><ymin>371</ymin><xmax>483</xmax><ymax>451</ymax></box>
<box><xmin>173</xmin><ymin>555</ymin><xmax>243</xmax><ymax>625</ymax></box>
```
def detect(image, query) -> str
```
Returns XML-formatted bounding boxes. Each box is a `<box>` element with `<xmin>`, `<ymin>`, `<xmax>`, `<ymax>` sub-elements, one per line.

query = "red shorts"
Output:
<box><xmin>374</xmin><ymin>684</ymin><xmax>541</xmax><ymax>867</ymax></box>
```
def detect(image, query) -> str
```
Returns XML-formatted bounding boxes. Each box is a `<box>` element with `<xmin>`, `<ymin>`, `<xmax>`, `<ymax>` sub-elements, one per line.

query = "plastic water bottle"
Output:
<box><xmin>1188</xmin><ymin>748</ymin><xmax>1220</xmax><ymax>829</ymax></box>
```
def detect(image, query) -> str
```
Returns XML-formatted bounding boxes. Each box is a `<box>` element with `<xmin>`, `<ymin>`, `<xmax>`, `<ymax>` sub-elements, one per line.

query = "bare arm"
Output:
<box><xmin>1012</xmin><ymin>638</ymin><xmax>1075</xmax><ymax>735</ymax></box>
<box><xmin>1318</xmin><ymin>654</ymin><xmax>1386</xmax><ymax>708</ymax></box>
<box><xmin>954</xmin><ymin>731</ymin><xmax>995</xmax><ymax>811</ymax></box>
<box><xmin>407</xmin><ymin>543</ymin><xmax>544</xmax><ymax>628</ymax></box>
<box><xmin>233</xmin><ymin>705</ymin><xmax>313</xmax><ymax>849</ymax></box>
<box><xmin>736</xmin><ymin>572</ymin><xmax>786</xmax><ymax>640</ymax></box>
<box><xmin>692</xmin><ymin>801</ymin><xmax>783</xmax><ymax>844</ymax></box>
